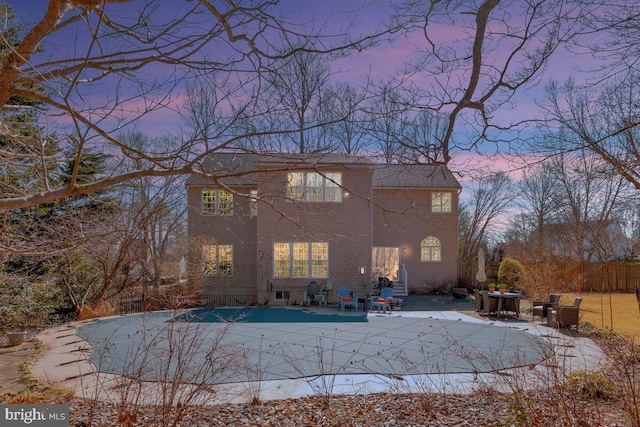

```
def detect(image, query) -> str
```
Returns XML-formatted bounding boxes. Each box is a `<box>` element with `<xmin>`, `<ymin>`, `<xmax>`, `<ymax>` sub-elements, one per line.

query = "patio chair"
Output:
<box><xmin>549</xmin><ymin>296</ymin><xmax>582</xmax><ymax>330</ymax></box>
<box><xmin>370</xmin><ymin>287</ymin><xmax>393</xmax><ymax>314</ymax></box>
<box><xmin>337</xmin><ymin>286</ymin><xmax>358</xmax><ymax>311</ymax></box>
<box><xmin>306</xmin><ymin>281</ymin><xmax>326</xmax><ymax>306</ymax></box>
<box><xmin>503</xmin><ymin>298</ymin><xmax>520</xmax><ymax>317</ymax></box>
<box><xmin>481</xmin><ymin>290</ymin><xmax>499</xmax><ymax>316</ymax></box>
<box><xmin>474</xmin><ymin>289</ymin><xmax>483</xmax><ymax>313</ymax></box>
<box><xmin>532</xmin><ymin>293</ymin><xmax>561</xmax><ymax>324</ymax></box>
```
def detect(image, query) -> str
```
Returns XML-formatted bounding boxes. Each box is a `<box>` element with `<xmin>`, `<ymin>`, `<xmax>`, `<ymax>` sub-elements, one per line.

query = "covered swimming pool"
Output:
<box><xmin>173</xmin><ymin>306</ymin><xmax>368</xmax><ymax>323</ymax></box>
<box><xmin>75</xmin><ymin>309</ymin><xmax>553</xmax><ymax>389</ymax></box>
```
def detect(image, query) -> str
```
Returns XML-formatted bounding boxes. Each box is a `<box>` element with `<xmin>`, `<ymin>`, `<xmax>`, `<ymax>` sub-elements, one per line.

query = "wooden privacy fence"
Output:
<box><xmin>459</xmin><ymin>259</ymin><xmax>640</xmax><ymax>292</ymax></box>
<box><xmin>578</xmin><ymin>261</ymin><xmax>640</xmax><ymax>293</ymax></box>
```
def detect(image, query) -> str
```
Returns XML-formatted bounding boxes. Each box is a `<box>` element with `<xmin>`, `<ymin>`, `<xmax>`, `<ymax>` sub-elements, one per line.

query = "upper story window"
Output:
<box><xmin>202</xmin><ymin>244</ymin><xmax>233</xmax><ymax>276</ymax></box>
<box><xmin>431</xmin><ymin>192</ymin><xmax>451</xmax><ymax>213</ymax></box>
<box><xmin>250</xmin><ymin>190</ymin><xmax>258</xmax><ymax>217</ymax></box>
<box><xmin>202</xmin><ymin>189</ymin><xmax>233</xmax><ymax>216</ymax></box>
<box><xmin>287</xmin><ymin>172</ymin><xmax>342</xmax><ymax>203</ymax></box>
<box><xmin>273</xmin><ymin>242</ymin><xmax>329</xmax><ymax>278</ymax></box>
<box><xmin>421</xmin><ymin>236</ymin><xmax>441</xmax><ymax>262</ymax></box>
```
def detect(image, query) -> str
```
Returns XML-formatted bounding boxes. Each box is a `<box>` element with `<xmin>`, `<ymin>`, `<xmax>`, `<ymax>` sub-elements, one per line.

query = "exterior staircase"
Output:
<box><xmin>393</xmin><ymin>264</ymin><xmax>409</xmax><ymax>296</ymax></box>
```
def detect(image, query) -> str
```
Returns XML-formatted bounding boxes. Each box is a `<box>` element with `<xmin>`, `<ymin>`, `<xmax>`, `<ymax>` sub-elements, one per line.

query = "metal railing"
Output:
<box><xmin>395</xmin><ymin>264</ymin><xmax>408</xmax><ymax>296</ymax></box>
<box><xmin>197</xmin><ymin>294</ymin><xmax>255</xmax><ymax>307</ymax></box>
<box><xmin>116</xmin><ymin>297</ymin><xmax>145</xmax><ymax>314</ymax></box>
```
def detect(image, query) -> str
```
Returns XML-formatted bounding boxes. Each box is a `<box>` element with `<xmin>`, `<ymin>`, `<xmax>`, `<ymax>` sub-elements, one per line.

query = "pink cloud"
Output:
<box><xmin>450</xmin><ymin>151</ymin><xmax>537</xmax><ymax>183</ymax></box>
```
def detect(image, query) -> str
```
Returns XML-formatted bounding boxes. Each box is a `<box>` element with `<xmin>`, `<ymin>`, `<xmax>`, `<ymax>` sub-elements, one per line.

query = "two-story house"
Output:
<box><xmin>186</xmin><ymin>152</ymin><xmax>461</xmax><ymax>306</ymax></box>
<box><xmin>532</xmin><ymin>220</ymin><xmax>633</xmax><ymax>262</ymax></box>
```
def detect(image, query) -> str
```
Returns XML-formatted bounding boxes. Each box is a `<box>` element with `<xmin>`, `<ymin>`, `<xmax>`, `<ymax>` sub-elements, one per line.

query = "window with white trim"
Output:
<box><xmin>202</xmin><ymin>244</ymin><xmax>234</xmax><ymax>276</ymax></box>
<box><xmin>250</xmin><ymin>190</ymin><xmax>258</xmax><ymax>217</ymax></box>
<box><xmin>420</xmin><ymin>237</ymin><xmax>441</xmax><ymax>262</ymax></box>
<box><xmin>431</xmin><ymin>192</ymin><xmax>451</xmax><ymax>213</ymax></box>
<box><xmin>324</xmin><ymin>173</ymin><xmax>342</xmax><ymax>202</ymax></box>
<box><xmin>273</xmin><ymin>242</ymin><xmax>328</xmax><ymax>278</ymax></box>
<box><xmin>201</xmin><ymin>189</ymin><xmax>233</xmax><ymax>215</ymax></box>
<box><xmin>287</xmin><ymin>172</ymin><xmax>342</xmax><ymax>202</ymax></box>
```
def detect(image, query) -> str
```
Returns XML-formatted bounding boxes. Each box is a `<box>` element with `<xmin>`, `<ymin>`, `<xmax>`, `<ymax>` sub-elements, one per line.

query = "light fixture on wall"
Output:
<box><xmin>359</xmin><ymin>266</ymin><xmax>366</xmax><ymax>275</ymax></box>
<box><xmin>403</xmin><ymin>247</ymin><xmax>407</xmax><ymax>254</ymax></box>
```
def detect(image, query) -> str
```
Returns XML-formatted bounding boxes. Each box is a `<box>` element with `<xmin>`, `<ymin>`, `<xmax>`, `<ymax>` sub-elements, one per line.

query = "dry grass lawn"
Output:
<box><xmin>572</xmin><ymin>292</ymin><xmax>640</xmax><ymax>338</ymax></box>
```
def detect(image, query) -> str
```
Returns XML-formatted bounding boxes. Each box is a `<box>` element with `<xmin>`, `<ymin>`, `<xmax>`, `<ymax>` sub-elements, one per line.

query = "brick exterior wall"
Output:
<box><xmin>186</xmin><ymin>154</ymin><xmax>461</xmax><ymax>305</ymax></box>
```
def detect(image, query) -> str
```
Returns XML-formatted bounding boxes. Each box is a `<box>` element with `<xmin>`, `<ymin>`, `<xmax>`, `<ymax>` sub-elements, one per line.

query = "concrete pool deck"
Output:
<box><xmin>30</xmin><ymin>303</ymin><xmax>606</xmax><ymax>405</ymax></box>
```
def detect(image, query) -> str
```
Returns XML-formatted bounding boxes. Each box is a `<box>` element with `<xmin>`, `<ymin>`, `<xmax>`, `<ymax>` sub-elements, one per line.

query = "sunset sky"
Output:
<box><xmin>8</xmin><ymin>0</ymin><xmax>597</xmax><ymax>184</ymax></box>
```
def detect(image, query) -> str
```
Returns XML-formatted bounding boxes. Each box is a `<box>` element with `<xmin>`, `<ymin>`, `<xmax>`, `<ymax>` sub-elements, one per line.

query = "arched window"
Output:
<box><xmin>421</xmin><ymin>236</ymin><xmax>441</xmax><ymax>262</ymax></box>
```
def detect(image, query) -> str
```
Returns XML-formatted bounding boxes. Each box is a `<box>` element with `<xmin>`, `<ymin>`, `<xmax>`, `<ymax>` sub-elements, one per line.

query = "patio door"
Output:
<box><xmin>372</xmin><ymin>247</ymin><xmax>400</xmax><ymax>281</ymax></box>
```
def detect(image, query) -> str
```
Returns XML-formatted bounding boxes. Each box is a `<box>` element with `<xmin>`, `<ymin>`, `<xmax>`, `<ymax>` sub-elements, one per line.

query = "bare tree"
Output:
<box><xmin>0</xmin><ymin>0</ymin><xmax>387</xmax><ymax>211</ymax></box>
<box><xmin>458</xmin><ymin>173</ymin><xmax>514</xmax><ymax>286</ymax></box>
<box><xmin>47</xmin><ymin>132</ymin><xmax>189</xmax><ymax>313</ymax></box>
<box><xmin>180</xmin><ymin>72</ymin><xmax>239</xmax><ymax>155</ymax></box>
<box><xmin>260</xmin><ymin>49</ymin><xmax>333</xmax><ymax>153</ymax></box>
<box><xmin>551</xmin><ymin>150</ymin><xmax>629</xmax><ymax>261</ymax></box>
<box><xmin>617</xmin><ymin>198</ymin><xmax>640</xmax><ymax>259</ymax></box>
<box><xmin>326</xmin><ymin>82</ymin><xmax>368</xmax><ymax>155</ymax></box>
<box><xmin>128</xmin><ymin>174</ymin><xmax>187</xmax><ymax>296</ymax></box>
<box><xmin>573</xmin><ymin>2</ymin><xmax>640</xmax><ymax>82</ymax></box>
<box><xmin>391</xmin><ymin>0</ymin><xmax>585</xmax><ymax>163</ymax></box>
<box><xmin>519</xmin><ymin>161</ymin><xmax>561</xmax><ymax>234</ymax></box>
<box><xmin>365</xmin><ymin>80</ymin><xmax>413</xmax><ymax>164</ymax></box>
<box><xmin>0</xmin><ymin>0</ymin><xmax>594</xmax><ymax>212</ymax></box>
<box><xmin>401</xmin><ymin>110</ymin><xmax>449</xmax><ymax>163</ymax></box>
<box><xmin>505</xmin><ymin>160</ymin><xmax>573</xmax><ymax>296</ymax></box>
<box><xmin>530</xmin><ymin>2</ymin><xmax>640</xmax><ymax>190</ymax></box>
<box><xmin>505</xmin><ymin>149</ymin><xmax>634</xmax><ymax>295</ymax></box>
<box><xmin>115</xmin><ymin>132</ymin><xmax>188</xmax><ymax>295</ymax></box>
<box><xmin>541</xmin><ymin>76</ymin><xmax>640</xmax><ymax>190</ymax></box>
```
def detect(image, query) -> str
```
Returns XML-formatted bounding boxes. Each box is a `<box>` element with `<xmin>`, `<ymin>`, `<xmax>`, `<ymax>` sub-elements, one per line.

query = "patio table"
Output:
<box><xmin>488</xmin><ymin>291</ymin><xmax>523</xmax><ymax>318</ymax></box>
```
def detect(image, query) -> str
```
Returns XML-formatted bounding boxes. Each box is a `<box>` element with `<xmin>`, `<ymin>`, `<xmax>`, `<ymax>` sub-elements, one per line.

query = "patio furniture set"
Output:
<box><xmin>474</xmin><ymin>289</ymin><xmax>523</xmax><ymax>318</ymax></box>
<box><xmin>532</xmin><ymin>294</ymin><xmax>582</xmax><ymax>330</ymax></box>
<box><xmin>473</xmin><ymin>289</ymin><xmax>582</xmax><ymax>330</ymax></box>
<box><xmin>309</xmin><ymin>281</ymin><xmax>582</xmax><ymax>328</ymax></box>
<box><xmin>305</xmin><ymin>281</ymin><xmax>402</xmax><ymax>314</ymax></box>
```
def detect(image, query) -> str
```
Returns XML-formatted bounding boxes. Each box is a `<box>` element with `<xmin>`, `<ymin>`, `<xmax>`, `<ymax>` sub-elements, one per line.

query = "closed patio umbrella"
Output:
<box><xmin>475</xmin><ymin>248</ymin><xmax>487</xmax><ymax>288</ymax></box>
